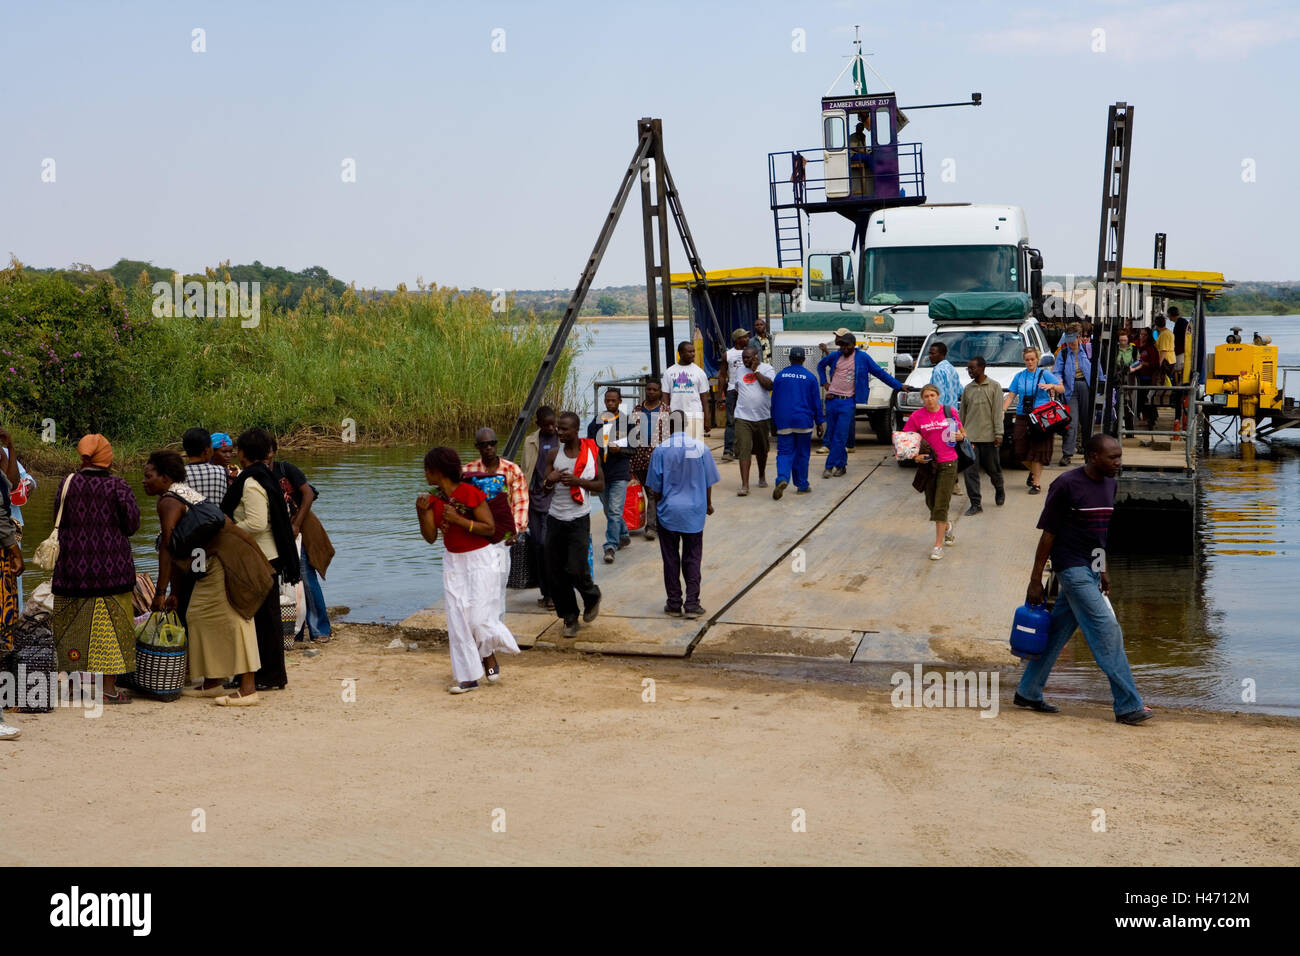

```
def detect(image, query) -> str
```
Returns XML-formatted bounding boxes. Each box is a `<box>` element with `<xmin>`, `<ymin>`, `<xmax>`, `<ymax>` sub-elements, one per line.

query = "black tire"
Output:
<box><xmin>871</xmin><ymin>410</ymin><xmax>892</xmax><ymax>445</ymax></box>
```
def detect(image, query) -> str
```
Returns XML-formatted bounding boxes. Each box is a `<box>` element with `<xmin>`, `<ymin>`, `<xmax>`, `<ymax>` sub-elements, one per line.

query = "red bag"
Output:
<box><xmin>1029</xmin><ymin>398</ymin><xmax>1071</xmax><ymax>438</ymax></box>
<box><xmin>622</xmin><ymin>480</ymin><xmax>645</xmax><ymax>532</ymax></box>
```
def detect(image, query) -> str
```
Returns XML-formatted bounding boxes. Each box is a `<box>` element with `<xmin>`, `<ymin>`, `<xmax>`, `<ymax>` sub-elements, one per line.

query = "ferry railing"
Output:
<box><xmin>1115</xmin><ymin>382</ymin><xmax>1197</xmax><ymax>471</ymax></box>
<box><xmin>591</xmin><ymin>377</ymin><xmax>648</xmax><ymax>418</ymax></box>
<box><xmin>767</xmin><ymin>145</ymin><xmax>926</xmax><ymax>208</ymax></box>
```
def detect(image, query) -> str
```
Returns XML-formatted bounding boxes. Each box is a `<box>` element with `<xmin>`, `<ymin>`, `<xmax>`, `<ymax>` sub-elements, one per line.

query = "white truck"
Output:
<box><xmin>893</xmin><ymin>291</ymin><xmax>1052</xmax><ymax>464</ymax></box>
<box><xmin>770</xmin><ymin>309</ymin><xmax>901</xmax><ymax>444</ymax></box>
<box><xmin>800</xmin><ymin>203</ymin><xmax>1045</xmax><ymax>365</ymax></box>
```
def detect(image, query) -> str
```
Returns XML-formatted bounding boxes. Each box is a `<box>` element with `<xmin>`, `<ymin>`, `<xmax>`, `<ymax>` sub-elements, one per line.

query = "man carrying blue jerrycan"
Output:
<box><xmin>816</xmin><ymin>332</ymin><xmax>909</xmax><ymax>478</ymax></box>
<box><xmin>770</xmin><ymin>346</ymin><xmax>824</xmax><ymax>498</ymax></box>
<box><xmin>1015</xmin><ymin>433</ymin><xmax>1152</xmax><ymax>725</ymax></box>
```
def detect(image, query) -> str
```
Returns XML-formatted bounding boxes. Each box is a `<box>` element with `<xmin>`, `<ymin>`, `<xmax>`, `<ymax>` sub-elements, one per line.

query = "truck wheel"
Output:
<box><xmin>871</xmin><ymin>411</ymin><xmax>892</xmax><ymax>445</ymax></box>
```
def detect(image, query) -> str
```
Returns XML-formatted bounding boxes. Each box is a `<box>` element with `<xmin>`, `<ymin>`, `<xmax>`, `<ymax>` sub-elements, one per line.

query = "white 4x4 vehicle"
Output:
<box><xmin>894</xmin><ymin>292</ymin><xmax>1052</xmax><ymax>463</ymax></box>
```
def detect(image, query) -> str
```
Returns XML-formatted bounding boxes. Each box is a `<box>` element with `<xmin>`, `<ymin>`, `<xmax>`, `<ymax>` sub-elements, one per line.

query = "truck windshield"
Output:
<box><xmin>861</xmin><ymin>245</ymin><xmax>1018</xmax><ymax>305</ymax></box>
<box><xmin>919</xmin><ymin>330</ymin><xmax>1026</xmax><ymax>368</ymax></box>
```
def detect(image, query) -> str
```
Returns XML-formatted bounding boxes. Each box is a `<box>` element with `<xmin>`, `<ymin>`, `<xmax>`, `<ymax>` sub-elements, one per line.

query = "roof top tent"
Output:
<box><xmin>668</xmin><ymin>267</ymin><xmax>801</xmax><ymax>378</ymax></box>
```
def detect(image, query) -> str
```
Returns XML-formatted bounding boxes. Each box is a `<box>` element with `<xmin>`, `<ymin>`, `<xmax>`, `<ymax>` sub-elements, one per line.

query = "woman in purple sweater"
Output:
<box><xmin>51</xmin><ymin>435</ymin><xmax>141</xmax><ymax>703</ymax></box>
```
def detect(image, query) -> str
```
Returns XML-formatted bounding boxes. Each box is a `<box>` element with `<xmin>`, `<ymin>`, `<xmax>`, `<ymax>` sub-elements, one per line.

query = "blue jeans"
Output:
<box><xmin>1017</xmin><ymin>565</ymin><xmax>1144</xmax><ymax>715</ymax></box>
<box><xmin>776</xmin><ymin>432</ymin><xmax>812</xmax><ymax>490</ymax></box>
<box><xmin>1062</xmin><ymin>379</ymin><xmax>1091</xmax><ymax>457</ymax></box>
<box><xmin>599</xmin><ymin>478</ymin><xmax>629</xmax><ymax>553</ymax></box>
<box><xmin>824</xmin><ymin>398</ymin><xmax>853</xmax><ymax>470</ymax></box>
<box><xmin>300</xmin><ymin>544</ymin><xmax>331</xmax><ymax>639</ymax></box>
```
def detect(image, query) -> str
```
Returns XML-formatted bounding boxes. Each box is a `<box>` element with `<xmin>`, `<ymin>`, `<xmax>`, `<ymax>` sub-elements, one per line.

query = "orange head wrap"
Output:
<box><xmin>77</xmin><ymin>433</ymin><xmax>114</xmax><ymax>469</ymax></box>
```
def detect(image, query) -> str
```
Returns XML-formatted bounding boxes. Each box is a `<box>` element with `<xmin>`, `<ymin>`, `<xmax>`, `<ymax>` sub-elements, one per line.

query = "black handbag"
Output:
<box><xmin>167</xmin><ymin>492</ymin><xmax>227</xmax><ymax>564</ymax></box>
<box><xmin>507</xmin><ymin>532</ymin><xmax>537</xmax><ymax>589</ymax></box>
<box><xmin>947</xmin><ymin>407</ymin><xmax>977</xmax><ymax>473</ymax></box>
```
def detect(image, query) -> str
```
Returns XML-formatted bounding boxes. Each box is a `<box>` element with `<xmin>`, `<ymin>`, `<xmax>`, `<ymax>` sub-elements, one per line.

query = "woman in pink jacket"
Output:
<box><xmin>904</xmin><ymin>383</ymin><xmax>967</xmax><ymax>561</ymax></box>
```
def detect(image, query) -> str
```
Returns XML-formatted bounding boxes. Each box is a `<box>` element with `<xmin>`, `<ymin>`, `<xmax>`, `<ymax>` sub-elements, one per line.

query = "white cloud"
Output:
<box><xmin>973</xmin><ymin>1</ymin><xmax>1300</xmax><ymax>61</ymax></box>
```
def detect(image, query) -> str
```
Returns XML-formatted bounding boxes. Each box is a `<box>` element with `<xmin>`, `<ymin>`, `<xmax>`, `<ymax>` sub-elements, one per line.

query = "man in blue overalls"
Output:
<box><xmin>816</xmin><ymin>333</ymin><xmax>909</xmax><ymax>478</ymax></box>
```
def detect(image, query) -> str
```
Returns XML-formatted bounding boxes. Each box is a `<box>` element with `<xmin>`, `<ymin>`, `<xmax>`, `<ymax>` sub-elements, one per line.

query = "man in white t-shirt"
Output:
<box><xmin>661</xmin><ymin>340</ymin><xmax>710</xmax><ymax>440</ymax></box>
<box><xmin>719</xmin><ymin>328</ymin><xmax>749</xmax><ymax>462</ymax></box>
<box><xmin>733</xmin><ymin>345</ymin><xmax>775</xmax><ymax>496</ymax></box>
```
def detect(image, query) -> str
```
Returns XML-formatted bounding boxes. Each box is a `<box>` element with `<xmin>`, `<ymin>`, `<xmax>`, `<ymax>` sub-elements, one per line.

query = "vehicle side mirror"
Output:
<box><xmin>895</xmin><ymin>353</ymin><xmax>914</xmax><ymax>373</ymax></box>
<box><xmin>1028</xmin><ymin>248</ymin><xmax>1044</xmax><ymax>318</ymax></box>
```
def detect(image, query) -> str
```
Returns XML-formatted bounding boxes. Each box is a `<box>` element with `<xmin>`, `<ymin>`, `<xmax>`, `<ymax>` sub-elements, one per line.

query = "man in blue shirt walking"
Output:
<box><xmin>770</xmin><ymin>347</ymin><xmax>825</xmax><ymax>498</ymax></box>
<box><xmin>646</xmin><ymin>431</ymin><xmax>720</xmax><ymax>619</ymax></box>
<box><xmin>816</xmin><ymin>333</ymin><xmax>909</xmax><ymax>478</ymax></box>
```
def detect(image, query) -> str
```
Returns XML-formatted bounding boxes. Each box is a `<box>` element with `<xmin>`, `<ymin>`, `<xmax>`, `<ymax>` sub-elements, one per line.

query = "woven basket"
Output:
<box><xmin>281</xmin><ymin>598</ymin><xmax>298</xmax><ymax>648</ymax></box>
<box><xmin>8</xmin><ymin>613</ymin><xmax>56</xmax><ymax>713</ymax></box>
<box><xmin>133</xmin><ymin>643</ymin><xmax>187</xmax><ymax>699</ymax></box>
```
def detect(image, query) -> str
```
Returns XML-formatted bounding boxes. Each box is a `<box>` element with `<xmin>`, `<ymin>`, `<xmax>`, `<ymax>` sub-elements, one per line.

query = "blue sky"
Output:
<box><xmin>3</xmin><ymin>0</ymin><xmax>1297</xmax><ymax>289</ymax></box>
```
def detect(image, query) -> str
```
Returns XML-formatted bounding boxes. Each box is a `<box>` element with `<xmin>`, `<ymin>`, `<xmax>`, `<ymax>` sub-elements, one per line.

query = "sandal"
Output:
<box><xmin>214</xmin><ymin>690</ymin><xmax>260</xmax><ymax>707</ymax></box>
<box><xmin>102</xmin><ymin>689</ymin><xmax>132</xmax><ymax>705</ymax></box>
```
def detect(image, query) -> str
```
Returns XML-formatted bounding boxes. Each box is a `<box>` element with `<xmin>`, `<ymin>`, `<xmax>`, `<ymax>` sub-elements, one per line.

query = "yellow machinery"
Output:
<box><xmin>1204</xmin><ymin>335</ymin><xmax>1282</xmax><ymax>442</ymax></box>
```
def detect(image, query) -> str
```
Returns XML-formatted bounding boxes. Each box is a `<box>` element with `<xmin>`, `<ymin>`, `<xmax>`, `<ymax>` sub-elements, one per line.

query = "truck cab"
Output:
<box><xmin>894</xmin><ymin>292</ymin><xmax>1050</xmax><ymax>461</ymax></box>
<box><xmin>772</xmin><ymin>310</ymin><xmax>900</xmax><ymax>444</ymax></box>
<box><xmin>858</xmin><ymin>203</ymin><xmax>1044</xmax><ymax>361</ymax></box>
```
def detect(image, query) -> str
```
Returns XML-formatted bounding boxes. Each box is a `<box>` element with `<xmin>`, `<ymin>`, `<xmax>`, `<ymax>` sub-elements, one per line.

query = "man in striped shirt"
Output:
<box><xmin>462</xmin><ymin>428</ymin><xmax>529</xmax><ymax>535</ymax></box>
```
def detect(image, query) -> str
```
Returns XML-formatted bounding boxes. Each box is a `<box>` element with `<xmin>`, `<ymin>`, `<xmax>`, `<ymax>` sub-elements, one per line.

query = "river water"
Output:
<box><xmin>13</xmin><ymin>315</ymin><xmax>1299</xmax><ymax>714</ymax></box>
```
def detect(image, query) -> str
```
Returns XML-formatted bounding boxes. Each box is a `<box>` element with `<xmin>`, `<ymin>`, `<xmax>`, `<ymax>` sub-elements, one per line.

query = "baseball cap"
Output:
<box><xmin>834</xmin><ymin>327</ymin><xmax>852</xmax><ymax>338</ymax></box>
<box><xmin>1062</xmin><ymin>332</ymin><xmax>1078</xmax><ymax>343</ymax></box>
<box><xmin>210</xmin><ymin>432</ymin><xmax>233</xmax><ymax>449</ymax></box>
<box><xmin>732</xmin><ymin>328</ymin><xmax>750</xmax><ymax>342</ymax></box>
<box><xmin>788</xmin><ymin>346</ymin><xmax>806</xmax><ymax>362</ymax></box>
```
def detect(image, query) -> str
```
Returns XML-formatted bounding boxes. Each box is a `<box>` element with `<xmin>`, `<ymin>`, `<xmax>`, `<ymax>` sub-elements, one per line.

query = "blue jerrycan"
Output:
<box><xmin>1010</xmin><ymin>603</ymin><xmax>1051</xmax><ymax>660</ymax></box>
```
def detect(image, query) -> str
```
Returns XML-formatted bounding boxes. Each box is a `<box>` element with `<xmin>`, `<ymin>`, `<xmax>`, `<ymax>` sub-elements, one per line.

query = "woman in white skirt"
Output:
<box><xmin>417</xmin><ymin>447</ymin><xmax>520</xmax><ymax>694</ymax></box>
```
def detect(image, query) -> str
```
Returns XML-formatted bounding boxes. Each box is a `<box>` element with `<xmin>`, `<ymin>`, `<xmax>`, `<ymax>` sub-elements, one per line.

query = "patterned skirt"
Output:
<box><xmin>0</xmin><ymin>550</ymin><xmax>18</xmax><ymax>654</ymax></box>
<box><xmin>53</xmin><ymin>592</ymin><xmax>136</xmax><ymax>675</ymax></box>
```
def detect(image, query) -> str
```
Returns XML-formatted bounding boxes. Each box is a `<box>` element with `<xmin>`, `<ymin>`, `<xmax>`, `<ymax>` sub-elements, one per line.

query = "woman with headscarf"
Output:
<box><xmin>417</xmin><ymin>446</ymin><xmax>519</xmax><ymax>694</ymax></box>
<box><xmin>220</xmin><ymin>428</ymin><xmax>299</xmax><ymax>692</ymax></box>
<box><xmin>50</xmin><ymin>434</ymin><xmax>141</xmax><ymax>704</ymax></box>
<box><xmin>143</xmin><ymin>451</ymin><xmax>273</xmax><ymax>707</ymax></box>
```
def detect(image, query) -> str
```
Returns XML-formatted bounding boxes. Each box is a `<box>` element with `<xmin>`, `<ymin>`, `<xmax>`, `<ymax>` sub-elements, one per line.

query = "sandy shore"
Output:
<box><xmin>3</xmin><ymin>622</ymin><xmax>1296</xmax><ymax>866</ymax></box>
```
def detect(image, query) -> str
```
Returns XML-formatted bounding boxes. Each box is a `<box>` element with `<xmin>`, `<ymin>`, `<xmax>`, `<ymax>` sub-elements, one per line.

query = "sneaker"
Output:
<box><xmin>1115</xmin><ymin>707</ymin><xmax>1154</xmax><ymax>725</ymax></box>
<box><xmin>831</xmin><ymin>466</ymin><xmax>846</xmax><ymax>477</ymax></box>
<box><xmin>720</xmin><ymin>452</ymin><xmax>735</xmax><ymax>463</ymax></box>
<box><xmin>944</xmin><ymin>523</ymin><xmax>955</xmax><ymax>545</ymax></box>
<box><xmin>1059</xmin><ymin>456</ymin><xmax>1072</xmax><ymax>466</ymax></box>
<box><xmin>1028</xmin><ymin>484</ymin><xmax>1041</xmax><ymax>495</ymax></box>
<box><xmin>815</xmin><ymin>446</ymin><xmax>830</xmax><ymax>455</ymax></box>
<box><xmin>449</xmin><ymin>681</ymin><xmax>478</xmax><ymax>695</ymax></box>
<box><xmin>822</xmin><ymin>469</ymin><xmax>833</xmax><ymax>479</ymax></box>
<box><xmin>644</xmin><ymin>529</ymin><xmax>656</xmax><ymax>541</ymax></box>
<box><xmin>619</xmin><ymin>536</ymin><xmax>631</xmax><ymax>549</ymax></box>
<box><xmin>929</xmin><ymin>546</ymin><xmax>943</xmax><ymax>561</ymax></box>
<box><xmin>995</xmin><ymin>488</ymin><xmax>1006</xmax><ymax>507</ymax></box>
<box><xmin>846</xmin><ymin>446</ymin><xmax>856</xmax><ymax>454</ymax></box>
<box><xmin>773</xmin><ymin>480</ymin><xmax>788</xmax><ymax>500</ymax></box>
<box><xmin>964</xmin><ymin>505</ymin><xmax>982</xmax><ymax>517</ymax></box>
<box><xmin>603</xmin><ymin>548</ymin><xmax>615</xmax><ymax>564</ymax></box>
<box><xmin>795</xmin><ymin>487</ymin><xmax>811</xmax><ymax>494</ymax></box>
<box><xmin>483</xmin><ymin>659</ymin><xmax>500</xmax><ymax>683</ymax></box>
<box><xmin>562</xmin><ymin>617</ymin><xmax>579</xmax><ymax>638</ymax></box>
<box><xmin>583</xmin><ymin>595</ymin><xmax>601</xmax><ymax>623</ymax></box>
<box><xmin>664</xmin><ymin>604</ymin><xmax>683</xmax><ymax>617</ymax></box>
<box><xmin>683</xmin><ymin>605</ymin><xmax>706</xmax><ymax>619</ymax></box>
<box><xmin>0</xmin><ymin>721</ymin><xmax>20</xmax><ymax>741</ymax></box>
<box><xmin>1026</xmin><ymin>474</ymin><xmax>1034</xmax><ymax>488</ymax></box>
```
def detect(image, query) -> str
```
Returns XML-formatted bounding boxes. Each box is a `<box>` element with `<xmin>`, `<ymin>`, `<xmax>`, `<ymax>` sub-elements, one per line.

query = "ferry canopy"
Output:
<box><xmin>669</xmin><ymin>266</ymin><xmax>801</xmax><ymax>290</ymax></box>
<box><xmin>1119</xmin><ymin>267</ymin><xmax>1233</xmax><ymax>300</ymax></box>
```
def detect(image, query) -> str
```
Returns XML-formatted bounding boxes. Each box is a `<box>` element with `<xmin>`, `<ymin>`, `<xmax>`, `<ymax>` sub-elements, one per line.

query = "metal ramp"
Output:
<box><xmin>503</xmin><ymin>118</ymin><xmax>725</xmax><ymax>463</ymax></box>
<box><xmin>1089</xmin><ymin>102</ymin><xmax>1134</xmax><ymax>436</ymax></box>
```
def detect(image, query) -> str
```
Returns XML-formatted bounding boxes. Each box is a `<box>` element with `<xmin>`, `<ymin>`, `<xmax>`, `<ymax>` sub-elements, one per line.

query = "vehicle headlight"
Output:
<box><xmin>901</xmin><ymin>389</ymin><xmax>923</xmax><ymax>407</ymax></box>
